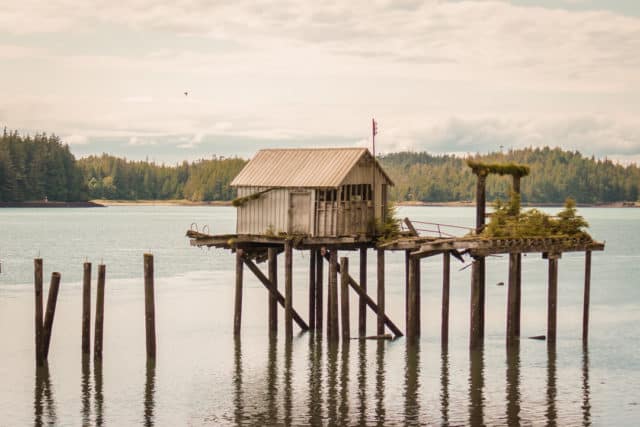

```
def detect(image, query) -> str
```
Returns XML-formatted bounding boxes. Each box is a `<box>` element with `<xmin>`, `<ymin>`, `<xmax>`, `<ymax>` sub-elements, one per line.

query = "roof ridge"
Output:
<box><xmin>259</xmin><ymin>147</ymin><xmax>367</xmax><ymax>152</ymax></box>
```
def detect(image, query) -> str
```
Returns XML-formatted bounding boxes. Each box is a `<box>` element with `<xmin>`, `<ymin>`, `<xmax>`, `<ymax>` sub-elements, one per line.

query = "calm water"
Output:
<box><xmin>0</xmin><ymin>206</ymin><xmax>639</xmax><ymax>426</ymax></box>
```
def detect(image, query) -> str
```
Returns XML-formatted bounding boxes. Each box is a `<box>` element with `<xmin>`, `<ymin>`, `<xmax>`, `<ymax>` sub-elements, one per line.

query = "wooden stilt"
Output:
<box><xmin>405</xmin><ymin>250</ymin><xmax>410</xmax><ymax>336</ymax></box>
<box><xmin>34</xmin><ymin>258</ymin><xmax>44</xmax><ymax>365</ymax></box>
<box><xmin>407</xmin><ymin>255</ymin><xmax>418</xmax><ymax>341</ymax></box>
<box><xmin>285</xmin><ymin>241</ymin><xmax>293</xmax><ymax>340</ymax></box>
<box><xmin>43</xmin><ymin>272</ymin><xmax>61</xmax><ymax>360</ymax></box>
<box><xmin>82</xmin><ymin>262</ymin><xmax>92</xmax><ymax>356</ymax></box>
<box><xmin>322</xmin><ymin>251</ymin><xmax>403</xmax><ymax>337</ymax></box>
<box><xmin>515</xmin><ymin>253</ymin><xmax>522</xmax><ymax>336</ymax></box>
<box><xmin>470</xmin><ymin>259</ymin><xmax>483</xmax><ymax>349</ymax></box>
<box><xmin>242</xmin><ymin>257</ymin><xmax>309</xmax><ymax>330</ymax></box>
<box><xmin>340</xmin><ymin>257</ymin><xmax>350</xmax><ymax>340</ymax></box>
<box><xmin>377</xmin><ymin>250</ymin><xmax>385</xmax><ymax>336</ymax></box>
<box><xmin>143</xmin><ymin>254</ymin><xmax>156</xmax><ymax>360</ymax></box>
<box><xmin>478</xmin><ymin>258</ymin><xmax>485</xmax><ymax>338</ymax></box>
<box><xmin>234</xmin><ymin>249</ymin><xmax>243</xmax><ymax>337</ymax></box>
<box><xmin>315</xmin><ymin>249</ymin><xmax>324</xmax><ymax>333</ymax></box>
<box><xmin>414</xmin><ymin>257</ymin><xmax>421</xmax><ymax>336</ymax></box>
<box><xmin>442</xmin><ymin>252</ymin><xmax>450</xmax><ymax>346</ymax></box>
<box><xmin>507</xmin><ymin>253</ymin><xmax>518</xmax><ymax>345</ymax></box>
<box><xmin>309</xmin><ymin>250</ymin><xmax>317</xmax><ymax>331</ymax></box>
<box><xmin>358</xmin><ymin>247</ymin><xmax>367</xmax><ymax>337</ymax></box>
<box><xmin>328</xmin><ymin>250</ymin><xmax>339</xmax><ymax>341</ymax></box>
<box><xmin>583</xmin><ymin>251</ymin><xmax>592</xmax><ymax>343</ymax></box>
<box><xmin>547</xmin><ymin>254</ymin><xmax>560</xmax><ymax>345</ymax></box>
<box><xmin>94</xmin><ymin>264</ymin><xmax>106</xmax><ymax>361</ymax></box>
<box><xmin>268</xmin><ymin>248</ymin><xmax>278</xmax><ymax>336</ymax></box>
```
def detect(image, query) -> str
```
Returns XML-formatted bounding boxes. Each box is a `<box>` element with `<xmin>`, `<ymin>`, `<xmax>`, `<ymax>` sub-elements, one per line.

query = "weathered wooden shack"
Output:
<box><xmin>230</xmin><ymin>148</ymin><xmax>394</xmax><ymax>237</ymax></box>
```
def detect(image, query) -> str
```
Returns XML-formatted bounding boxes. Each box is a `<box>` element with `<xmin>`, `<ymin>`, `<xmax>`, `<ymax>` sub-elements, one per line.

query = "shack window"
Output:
<box><xmin>317</xmin><ymin>189</ymin><xmax>338</xmax><ymax>202</ymax></box>
<box><xmin>339</xmin><ymin>184</ymin><xmax>371</xmax><ymax>201</ymax></box>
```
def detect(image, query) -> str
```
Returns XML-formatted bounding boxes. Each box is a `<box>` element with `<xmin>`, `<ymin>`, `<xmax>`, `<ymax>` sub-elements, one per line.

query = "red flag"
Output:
<box><xmin>372</xmin><ymin>118</ymin><xmax>378</xmax><ymax>136</ymax></box>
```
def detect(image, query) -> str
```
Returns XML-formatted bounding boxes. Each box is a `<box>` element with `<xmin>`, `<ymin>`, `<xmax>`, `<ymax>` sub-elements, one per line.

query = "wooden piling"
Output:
<box><xmin>442</xmin><ymin>252</ymin><xmax>450</xmax><ymax>345</ymax></box>
<box><xmin>358</xmin><ymin>247</ymin><xmax>367</xmax><ymax>337</ymax></box>
<box><xmin>583</xmin><ymin>251</ymin><xmax>592</xmax><ymax>343</ymax></box>
<box><xmin>94</xmin><ymin>264</ymin><xmax>106</xmax><ymax>361</ymax></box>
<box><xmin>309</xmin><ymin>250</ymin><xmax>317</xmax><ymax>331</ymax></box>
<box><xmin>234</xmin><ymin>249</ymin><xmax>243</xmax><ymax>337</ymax></box>
<box><xmin>470</xmin><ymin>259</ymin><xmax>483</xmax><ymax>349</ymax></box>
<box><xmin>377</xmin><ymin>250</ymin><xmax>385</xmax><ymax>336</ymax></box>
<box><xmin>515</xmin><ymin>253</ymin><xmax>522</xmax><ymax>336</ymax></box>
<box><xmin>268</xmin><ymin>248</ymin><xmax>278</xmax><ymax>336</ymax></box>
<box><xmin>414</xmin><ymin>257</ymin><xmax>421</xmax><ymax>336</ymax></box>
<box><xmin>328</xmin><ymin>249</ymin><xmax>339</xmax><ymax>341</ymax></box>
<box><xmin>315</xmin><ymin>249</ymin><xmax>324</xmax><ymax>333</ymax></box>
<box><xmin>407</xmin><ymin>255</ymin><xmax>418</xmax><ymax>341</ymax></box>
<box><xmin>34</xmin><ymin>258</ymin><xmax>44</xmax><ymax>365</ymax></box>
<box><xmin>405</xmin><ymin>250</ymin><xmax>410</xmax><ymax>334</ymax></box>
<box><xmin>547</xmin><ymin>254</ymin><xmax>559</xmax><ymax>345</ymax></box>
<box><xmin>506</xmin><ymin>253</ymin><xmax>518</xmax><ymax>345</ymax></box>
<box><xmin>82</xmin><ymin>262</ymin><xmax>91</xmax><ymax>356</ymax></box>
<box><xmin>285</xmin><ymin>241</ymin><xmax>293</xmax><ymax>340</ymax></box>
<box><xmin>340</xmin><ymin>257</ymin><xmax>350</xmax><ymax>340</ymax></box>
<box><xmin>43</xmin><ymin>272</ymin><xmax>61</xmax><ymax>360</ymax></box>
<box><xmin>143</xmin><ymin>254</ymin><xmax>156</xmax><ymax>360</ymax></box>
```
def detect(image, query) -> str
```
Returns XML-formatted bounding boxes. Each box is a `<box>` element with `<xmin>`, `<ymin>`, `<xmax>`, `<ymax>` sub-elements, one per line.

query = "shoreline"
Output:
<box><xmin>2</xmin><ymin>199</ymin><xmax>637</xmax><ymax>208</ymax></box>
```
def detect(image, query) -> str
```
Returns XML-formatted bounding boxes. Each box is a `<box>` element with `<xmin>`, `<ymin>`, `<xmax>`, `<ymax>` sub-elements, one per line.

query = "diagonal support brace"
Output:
<box><xmin>242</xmin><ymin>256</ymin><xmax>309</xmax><ymax>331</ymax></box>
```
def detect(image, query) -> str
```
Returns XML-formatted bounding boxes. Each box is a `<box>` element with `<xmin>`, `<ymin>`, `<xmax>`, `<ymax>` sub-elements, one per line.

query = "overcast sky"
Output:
<box><xmin>1</xmin><ymin>0</ymin><xmax>639</xmax><ymax>163</ymax></box>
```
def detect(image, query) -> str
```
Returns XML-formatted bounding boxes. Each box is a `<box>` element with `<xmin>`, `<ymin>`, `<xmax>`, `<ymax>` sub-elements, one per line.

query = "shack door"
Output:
<box><xmin>289</xmin><ymin>192</ymin><xmax>311</xmax><ymax>234</ymax></box>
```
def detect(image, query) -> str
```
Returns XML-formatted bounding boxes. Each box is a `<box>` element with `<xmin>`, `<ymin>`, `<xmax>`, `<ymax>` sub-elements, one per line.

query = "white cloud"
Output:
<box><xmin>63</xmin><ymin>134</ymin><xmax>88</xmax><ymax>145</ymax></box>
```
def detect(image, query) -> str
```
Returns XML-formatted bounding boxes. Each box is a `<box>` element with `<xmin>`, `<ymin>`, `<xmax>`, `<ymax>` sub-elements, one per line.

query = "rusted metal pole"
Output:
<box><xmin>315</xmin><ymin>249</ymin><xmax>324</xmax><ymax>333</ymax></box>
<box><xmin>377</xmin><ymin>249</ymin><xmax>385</xmax><ymax>336</ymax></box>
<box><xmin>583</xmin><ymin>251</ymin><xmax>592</xmax><ymax>343</ymax></box>
<box><xmin>143</xmin><ymin>254</ymin><xmax>156</xmax><ymax>360</ymax></box>
<box><xmin>309</xmin><ymin>250</ymin><xmax>317</xmax><ymax>331</ymax></box>
<box><xmin>34</xmin><ymin>258</ymin><xmax>44</xmax><ymax>365</ymax></box>
<box><xmin>82</xmin><ymin>262</ymin><xmax>92</xmax><ymax>356</ymax></box>
<box><xmin>43</xmin><ymin>272</ymin><xmax>61</xmax><ymax>360</ymax></box>
<box><xmin>340</xmin><ymin>257</ymin><xmax>350</xmax><ymax>340</ymax></box>
<box><xmin>328</xmin><ymin>249</ymin><xmax>339</xmax><ymax>342</ymax></box>
<box><xmin>94</xmin><ymin>264</ymin><xmax>106</xmax><ymax>361</ymax></box>
<box><xmin>547</xmin><ymin>254</ymin><xmax>559</xmax><ymax>345</ymax></box>
<box><xmin>506</xmin><ymin>253</ymin><xmax>518</xmax><ymax>346</ymax></box>
<box><xmin>268</xmin><ymin>248</ymin><xmax>278</xmax><ymax>336</ymax></box>
<box><xmin>234</xmin><ymin>249</ymin><xmax>243</xmax><ymax>336</ymax></box>
<box><xmin>442</xmin><ymin>252</ymin><xmax>450</xmax><ymax>346</ymax></box>
<box><xmin>470</xmin><ymin>259</ymin><xmax>483</xmax><ymax>349</ymax></box>
<box><xmin>358</xmin><ymin>247</ymin><xmax>367</xmax><ymax>337</ymax></box>
<box><xmin>285</xmin><ymin>241</ymin><xmax>293</xmax><ymax>340</ymax></box>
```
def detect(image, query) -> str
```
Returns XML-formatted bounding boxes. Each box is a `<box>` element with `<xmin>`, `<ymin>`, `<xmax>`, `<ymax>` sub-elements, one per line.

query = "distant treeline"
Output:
<box><xmin>380</xmin><ymin>148</ymin><xmax>640</xmax><ymax>204</ymax></box>
<box><xmin>1</xmin><ymin>129</ymin><xmax>639</xmax><ymax>203</ymax></box>
<box><xmin>0</xmin><ymin>130</ymin><xmax>85</xmax><ymax>201</ymax></box>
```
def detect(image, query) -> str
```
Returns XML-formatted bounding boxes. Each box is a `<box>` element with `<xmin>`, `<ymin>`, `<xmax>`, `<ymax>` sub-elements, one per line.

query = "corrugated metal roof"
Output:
<box><xmin>231</xmin><ymin>148</ymin><xmax>394</xmax><ymax>188</ymax></box>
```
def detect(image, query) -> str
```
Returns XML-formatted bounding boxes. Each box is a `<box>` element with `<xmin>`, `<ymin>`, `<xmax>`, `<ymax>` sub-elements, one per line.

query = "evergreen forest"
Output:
<box><xmin>1</xmin><ymin>130</ymin><xmax>639</xmax><ymax>204</ymax></box>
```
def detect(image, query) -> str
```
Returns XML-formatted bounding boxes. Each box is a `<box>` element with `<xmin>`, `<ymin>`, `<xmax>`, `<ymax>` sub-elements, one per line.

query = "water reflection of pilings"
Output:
<box><xmin>267</xmin><ymin>337</ymin><xmax>278</xmax><ymax>425</ymax></box>
<box><xmin>404</xmin><ymin>341</ymin><xmax>420</xmax><ymax>425</ymax></box>
<box><xmin>232</xmin><ymin>337</ymin><xmax>242</xmax><ymax>426</ymax></box>
<box><xmin>82</xmin><ymin>355</ymin><xmax>91</xmax><ymax>426</ymax></box>
<box><xmin>506</xmin><ymin>343</ymin><xmax>521</xmax><ymax>426</ymax></box>
<box><xmin>582</xmin><ymin>345</ymin><xmax>591</xmax><ymax>426</ymax></box>
<box><xmin>375</xmin><ymin>341</ymin><xmax>386</xmax><ymax>426</ymax></box>
<box><xmin>339</xmin><ymin>341</ymin><xmax>350</xmax><ymax>426</ymax></box>
<box><xmin>283</xmin><ymin>338</ymin><xmax>293</xmax><ymax>426</ymax></box>
<box><xmin>144</xmin><ymin>359</ymin><xmax>156</xmax><ymax>427</ymax></box>
<box><xmin>326</xmin><ymin>341</ymin><xmax>339</xmax><ymax>426</ymax></box>
<box><xmin>357</xmin><ymin>340</ymin><xmax>367</xmax><ymax>426</ymax></box>
<box><xmin>94</xmin><ymin>360</ymin><xmax>104</xmax><ymax>427</ymax></box>
<box><xmin>34</xmin><ymin>362</ymin><xmax>56</xmax><ymax>427</ymax></box>
<box><xmin>468</xmin><ymin>347</ymin><xmax>485</xmax><ymax>426</ymax></box>
<box><xmin>308</xmin><ymin>335</ymin><xmax>323</xmax><ymax>424</ymax></box>
<box><xmin>546</xmin><ymin>345</ymin><xmax>557</xmax><ymax>426</ymax></box>
<box><xmin>440</xmin><ymin>347</ymin><xmax>450</xmax><ymax>426</ymax></box>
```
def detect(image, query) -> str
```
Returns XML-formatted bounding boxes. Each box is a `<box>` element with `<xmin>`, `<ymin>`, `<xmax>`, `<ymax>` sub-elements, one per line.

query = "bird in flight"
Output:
<box><xmin>184</xmin><ymin>91</ymin><xmax>189</xmax><ymax>96</ymax></box>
